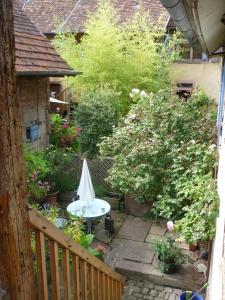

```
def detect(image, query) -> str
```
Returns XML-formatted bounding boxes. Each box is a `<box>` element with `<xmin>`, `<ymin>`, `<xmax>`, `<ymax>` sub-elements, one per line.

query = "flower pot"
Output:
<box><xmin>157</xmin><ymin>256</ymin><xmax>178</xmax><ymax>274</ymax></box>
<box><xmin>125</xmin><ymin>193</ymin><xmax>151</xmax><ymax>217</ymax></box>
<box><xmin>199</xmin><ymin>241</ymin><xmax>209</xmax><ymax>260</ymax></box>
<box><xmin>189</xmin><ymin>243</ymin><xmax>198</xmax><ymax>251</ymax></box>
<box><xmin>43</xmin><ymin>191</ymin><xmax>59</xmax><ymax>207</ymax></box>
<box><xmin>180</xmin><ymin>291</ymin><xmax>204</xmax><ymax>300</ymax></box>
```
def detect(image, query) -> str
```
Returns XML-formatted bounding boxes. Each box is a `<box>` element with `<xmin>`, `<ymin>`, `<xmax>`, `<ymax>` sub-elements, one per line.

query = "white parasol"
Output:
<box><xmin>77</xmin><ymin>159</ymin><xmax>95</xmax><ymax>207</ymax></box>
<box><xmin>49</xmin><ymin>97</ymin><xmax>67</xmax><ymax>104</ymax></box>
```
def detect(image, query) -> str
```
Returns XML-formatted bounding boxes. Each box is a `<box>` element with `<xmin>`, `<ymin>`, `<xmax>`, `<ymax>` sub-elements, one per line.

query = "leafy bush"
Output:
<box><xmin>54</xmin><ymin>0</ymin><xmax>177</xmax><ymax>116</ymax></box>
<box><xmin>45</xmin><ymin>146</ymin><xmax>78</xmax><ymax>193</ymax></box>
<box><xmin>100</xmin><ymin>90</ymin><xmax>218</xmax><ymax>223</ymax></box>
<box><xmin>73</xmin><ymin>90</ymin><xmax>117</xmax><ymax>158</ymax></box>
<box><xmin>174</xmin><ymin>176</ymin><xmax>219</xmax><ymax>244</ymax></box>
<box><xmin>25</xmin><ymin>148</ymin><xmax>50</xmax><ymax>202</ymax></box>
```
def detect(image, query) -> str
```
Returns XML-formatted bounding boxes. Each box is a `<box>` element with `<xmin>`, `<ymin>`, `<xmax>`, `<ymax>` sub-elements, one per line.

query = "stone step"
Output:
<box><xmin>115</xmin><ymin>259</ymin><xmax>205</xmax><ymax>292</ymax></box>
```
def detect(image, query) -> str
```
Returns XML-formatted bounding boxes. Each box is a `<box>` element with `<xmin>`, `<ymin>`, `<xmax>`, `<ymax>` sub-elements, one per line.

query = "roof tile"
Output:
<box><xmin>14</xmin><ymin>0</ymin><xmax>78</xmax><ymax>76</ymax></box>
<box><xmin>21</xmin><ymin>0</ymin><xmax>168</xmax><ymax>33</ymax></box>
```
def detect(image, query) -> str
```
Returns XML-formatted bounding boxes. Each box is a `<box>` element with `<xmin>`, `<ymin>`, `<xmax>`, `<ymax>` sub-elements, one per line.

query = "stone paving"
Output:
<box><xmin>124</xmin><ymin>278</ymin><xmax>183</xmax><ymax>300</ymax></box>
<box><xmin>93</xmin><ymin>210</ymin><xmax>207</xmax><ymax>292</ymax></box>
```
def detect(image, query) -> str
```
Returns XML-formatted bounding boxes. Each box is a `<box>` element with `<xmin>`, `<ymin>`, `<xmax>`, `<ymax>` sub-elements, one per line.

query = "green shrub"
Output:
<box><xmin>174</xmin><ymin>176</ymin><xmax>219</xmax><ymax>244</ymax></box>
<box><xmin>73</xmin><ymin>90</ymin><xmax>117</xmax><ymax>158</ymax></box>
<box><xmin>100</xmin><ymin>90</ymin><xmax>217</xmax><ymax>222</ymax></box>
<box><xmin>24</xmin><ymin>148</ymin><xmax>50</xmax><ymax>202</ymax></box>
<box><xmin>45</xmin><ymin>147</ymin><xmax>78</xmax><ymax>193</ymax></box>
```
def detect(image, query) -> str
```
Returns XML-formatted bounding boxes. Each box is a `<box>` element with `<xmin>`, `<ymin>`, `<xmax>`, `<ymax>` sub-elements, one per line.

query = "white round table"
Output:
<box><xmin>67</xmin><ymin>198</ymin><xmax>111</xmax><ymax>233</ymax></box>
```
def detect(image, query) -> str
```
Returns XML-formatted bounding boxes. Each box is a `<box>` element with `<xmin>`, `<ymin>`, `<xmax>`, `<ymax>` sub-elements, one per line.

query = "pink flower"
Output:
<box><xmin>76</xmin><ymin>127</ymin><xmax>81</xmax><ymax>135</ymax></box>
<box><xmin>63</xmin><ymin>123</ymin><xmax>68</xmax><ymax>129</ymax></box>
<box><xmin>96</xmin><ymin>244</ymin><xmax>105</xmax><ymax>253</ymax></box>
<box><xmin>167</xmin><ymin>221</ymin><xmax>174</xmax><ymax>232</ymax></box>
<box><xmin>60</xmin><ymin>137</ymin><xmax>65</xmax><ymax>146</ymax></box>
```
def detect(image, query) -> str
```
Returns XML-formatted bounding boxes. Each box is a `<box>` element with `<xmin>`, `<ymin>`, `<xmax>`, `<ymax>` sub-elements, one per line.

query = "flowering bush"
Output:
<box><xmin>100</xmin><ymin>89</ymin><xmax>218</xmax><ymax>241</ymax></box>
<box><xmin>50</xmin><ymin>114</ymin><xmax>78</xmax><ymax>150</ymax></box>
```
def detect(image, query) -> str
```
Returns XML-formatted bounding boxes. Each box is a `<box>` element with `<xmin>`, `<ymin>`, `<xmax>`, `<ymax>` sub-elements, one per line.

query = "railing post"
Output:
<box><xmin>62</xmin><ymin>248</ymin><xmax>71</xmax><ymax>300</ymax></box>
<box><xmin>49</xmin><ymin>240</ymin><xmax>60</xmax><ymax>300</ymax></box>
<box><xmin>35</xmin><ymin>231</ymin><xmax>48</xmax><ymax>300</ymax></box>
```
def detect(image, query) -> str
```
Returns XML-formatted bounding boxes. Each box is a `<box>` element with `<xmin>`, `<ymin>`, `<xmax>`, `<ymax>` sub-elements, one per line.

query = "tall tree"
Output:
<box><xmin>0</xmin><ymin>1</ymin><xmax>35</xmax><ymax>299</ymax></box>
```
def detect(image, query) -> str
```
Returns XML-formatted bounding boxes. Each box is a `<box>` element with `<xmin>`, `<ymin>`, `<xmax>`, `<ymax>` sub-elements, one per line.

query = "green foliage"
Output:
<box><xmin>54</xmin><ymin>0</ymin><xmax>177</xmax><ymax>116</ymax></box>
<box><xmin>73</xmin><ymin>90</ymin><xmax>116</xmax><ymax>158</ymax></box>
<box><xmin>63</xmin><ymin>214</ymin><xmax>84</xmax><ymax>243</ymax></box>
<box><xmin>100</xmin><ymin>90</ymin><xmax>218</xmax><ymax>241</ymax></box>
<box><xmin>94</xmin><ymin>184</ymin><xmax>108</xmax><ymax>198</ymax></box>
<box><xmin>153</xmin><ymin>236</ymin><xmax>185</xmax><ymax>265</ymax></box>
<box><xmin>79</xmin><ymin>233</ymin><xmax>94</xmax><ymax>248</ymax></box>
<box><xmin>45</xmin><ymin>146</ymin><xmax>78</xmax><ymax>193</ymax></box>
<box><xmin>24</xmin><ymin>148</ymin><xmax>50</xmax><ymax>202</ymax></box>
<box><xmin>174</xmin><ymin>176</ymin><xmax>219</xmax><ymax>244</ymax></box>
<box><xmin>100</xmin><ymin>90</ymin><xmax>217</xmax><ymax>204</ymax></box>
<box><xmin>50</xmin><ymin>114</ymin><xmax>78</xmax><ymax>150</ymax></box>
<box><xmin>72</xmin><ymin>90</ymin><xmax>117</xmax><ymax>158</ymax></box>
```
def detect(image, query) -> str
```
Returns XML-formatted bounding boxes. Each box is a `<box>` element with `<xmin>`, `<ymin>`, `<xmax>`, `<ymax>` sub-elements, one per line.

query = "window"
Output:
<box><xmin>176</xmin><ymin>82</ymin><xmax>193</xmax><ymax>100</ymax></box>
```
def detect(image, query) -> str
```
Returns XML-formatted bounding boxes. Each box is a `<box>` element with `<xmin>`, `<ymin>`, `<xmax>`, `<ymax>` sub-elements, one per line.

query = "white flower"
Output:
<box><xmin>129</xmin><ymin>93</ymin><xmax>134</xmax><ymax>98</ymax></box>
<box><xmin>140</xmin><ymin>91</ymin><xmax>147</xmax><ymax>98</ymax></box>
<box><xmin>209</xmin><ymin>144</ymin><xmax>217</xmax><ymax>151</ymax></box>
<box><xmin>129</xmin><ymin>113</ymin><xmax>136</xmax><ymax>120</ymax></box>
<box><xmin>131</xmin><ymin>88</ymin><xmax>140</xmax><ymax>95</ymax></box>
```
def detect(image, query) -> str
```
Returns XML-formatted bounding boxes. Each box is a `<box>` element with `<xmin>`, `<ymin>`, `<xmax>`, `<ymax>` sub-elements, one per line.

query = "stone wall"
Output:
<box><xmin>17</xmin><ymin>76</ymin><xmax>49</xmax><ymax>150</ymax></box>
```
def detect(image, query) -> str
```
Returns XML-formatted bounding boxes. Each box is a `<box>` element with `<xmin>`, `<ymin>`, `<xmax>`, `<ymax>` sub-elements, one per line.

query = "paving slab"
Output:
<box><xmin>115</xmin><ymin>260</ymin><xmax>205</xmax><ymax>291</ymax></box>
<box><xmin>117</xmin><ymin>219</ymin><xmax>151</xmax><ymax>242</ymax></box>
<box><xmin>110</xmin><ymin>238</ymin><xmax>154</xmax><ymax>264</ymax></box>
<box><xmin>145</xmin><ymin>233</ymin><xmax>160</xmax><ymax>244</ymax></box>
<box><xmin>149</xmin><ymin>223</ymin><xmax>166</xmax><ymax>236</ymax></box>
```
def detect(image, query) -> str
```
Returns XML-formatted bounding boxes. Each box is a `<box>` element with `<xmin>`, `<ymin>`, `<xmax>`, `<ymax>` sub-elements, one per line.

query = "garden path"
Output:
<box><xmin>92</xmin><ymin>210</ymin><xmax>207</xmax><ymax>296</ymax></box>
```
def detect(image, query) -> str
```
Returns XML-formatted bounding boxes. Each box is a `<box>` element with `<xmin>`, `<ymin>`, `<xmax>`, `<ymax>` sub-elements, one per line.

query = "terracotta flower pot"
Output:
<box><xmin>43</xmin><ymin>191</ymin><xmax>59</xmax><ymax>207</ymax></box>
<box><xmin>189</xmin><ymin>243</ymin><xmax>198</xmax><ymax>251</ymax></box>
<box><xmin>125</xmin><ymin>193</ymin><xmax>151</xmax><ymax>217</ymax></box>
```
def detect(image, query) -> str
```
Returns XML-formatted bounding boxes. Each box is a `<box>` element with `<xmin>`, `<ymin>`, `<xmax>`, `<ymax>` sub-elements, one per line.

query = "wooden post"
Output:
<box><xmin>0</xmin><ymin>1</ymin><xmax>35</xmax><ymax>298</ymax></box>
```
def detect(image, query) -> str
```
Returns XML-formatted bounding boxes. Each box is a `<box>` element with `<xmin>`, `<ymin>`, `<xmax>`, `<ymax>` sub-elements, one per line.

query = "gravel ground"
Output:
<box><xmin>124</xmin><ymin>278</ymin><xmax>183</xmax><ymax>300</ymax></box>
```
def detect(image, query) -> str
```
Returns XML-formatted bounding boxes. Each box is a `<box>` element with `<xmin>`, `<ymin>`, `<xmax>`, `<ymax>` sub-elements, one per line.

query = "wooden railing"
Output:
<box><xmin>29</xmin><ymin>208</ymin><xmax>124</xmax><ymax>300</ymax></box>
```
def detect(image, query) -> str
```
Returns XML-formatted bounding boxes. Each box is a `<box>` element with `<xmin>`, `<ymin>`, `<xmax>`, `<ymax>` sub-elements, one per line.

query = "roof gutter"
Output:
<box><xmin>160</xmin><ymin>0</ymin><xmax>201</xmax><ymax>51</ymax></box>
<box><xmin>16</xmin><ymin>70</ymin><xmax>82</xmax><ymax>77</ymax></box>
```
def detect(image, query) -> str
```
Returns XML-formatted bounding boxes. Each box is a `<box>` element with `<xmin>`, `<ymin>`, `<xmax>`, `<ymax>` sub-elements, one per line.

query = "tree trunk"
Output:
<box><xmin>0</xmin><ymin>1</ymin><xmax>35</xmax><ymax>299</ymax></box>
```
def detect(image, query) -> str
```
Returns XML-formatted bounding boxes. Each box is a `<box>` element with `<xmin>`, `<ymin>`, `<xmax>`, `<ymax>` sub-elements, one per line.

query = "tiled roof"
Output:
<box><xmin>21</xmin><ymin>0</ymin><xmax>168</xmax><ymax>34</ymax></box>
<box><xmin>13</xmin><ymin>0</ymin><xmax>79</xmax><ymax>76</ymax></box>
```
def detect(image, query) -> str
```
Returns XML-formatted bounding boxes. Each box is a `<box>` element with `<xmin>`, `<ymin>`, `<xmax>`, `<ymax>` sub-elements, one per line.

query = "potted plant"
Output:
<box><xmin>153</xmin><ymin>236</ymin><xmax>185</xmax><ymax>274</ymax></box>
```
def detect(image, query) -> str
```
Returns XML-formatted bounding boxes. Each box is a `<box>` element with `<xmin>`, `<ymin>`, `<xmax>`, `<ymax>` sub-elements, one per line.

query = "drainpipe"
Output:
<box><xmin>217</xmin><ymin>58</ymin><xmax>225</xmax><ymax>146</ymax></box>
<box><xmin>160</xmin><ymin>0</ymin><xmax>201</xmax><ymax>51</ymax></box>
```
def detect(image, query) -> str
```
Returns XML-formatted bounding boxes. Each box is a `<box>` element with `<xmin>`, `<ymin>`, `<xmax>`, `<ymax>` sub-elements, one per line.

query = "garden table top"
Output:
<box><xmin>67</xmin><ymin>198</ymin><xmax>110</xmax><ymax>219</ymax></box>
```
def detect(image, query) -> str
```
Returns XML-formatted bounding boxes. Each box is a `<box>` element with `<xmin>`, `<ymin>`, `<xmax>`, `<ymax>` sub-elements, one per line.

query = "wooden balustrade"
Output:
<box><xmin>29</xmin><ymin>208</ymin><xmax>124</xmax><ymax>300</ymax></box>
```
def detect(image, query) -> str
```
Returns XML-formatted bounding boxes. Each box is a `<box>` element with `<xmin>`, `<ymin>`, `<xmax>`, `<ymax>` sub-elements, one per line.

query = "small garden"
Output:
<box><xmin>25</xmin><ymin>0</ymin><xmax>218</xmax><ymax>279</ymax></box>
